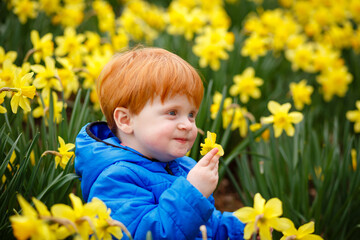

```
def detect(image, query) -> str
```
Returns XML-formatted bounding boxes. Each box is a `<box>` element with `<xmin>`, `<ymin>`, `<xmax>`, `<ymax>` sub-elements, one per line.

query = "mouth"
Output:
<box><xmin>174</xmin><ymin>138</ymin><xmax>188</xmax><ymax>144</ymax></box>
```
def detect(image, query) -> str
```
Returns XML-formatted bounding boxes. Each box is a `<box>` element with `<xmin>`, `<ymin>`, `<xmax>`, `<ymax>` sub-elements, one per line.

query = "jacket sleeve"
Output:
<box><xmin>88</xmin><ymin>163</ymin><xmax>215</xmax><ymax>240</ymax></box>
<box><xmin>210</xmin><ymin>209</ymin><xmax>245</xmax><ymax>240</ymax></box>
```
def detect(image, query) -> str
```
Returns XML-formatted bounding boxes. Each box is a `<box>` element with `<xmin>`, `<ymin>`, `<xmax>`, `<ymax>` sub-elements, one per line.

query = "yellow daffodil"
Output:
<box><xmin>317</xmin><ymin>66</ymin><xmax>353</xmax><ymax>102</ymax></box>
<box><xmin>280</xmin><ymin>221</ymin><xmax>323</xmax><ymax>240</ymax></box>
<box><xmin>289</xmin><ymin>80</ymin><xmax>313</xmax><ymax>110</ymax></box>
<box><xmin>33</xmin><ymin>91</ymin><xmax>64</xmax><ymax>124</ymax></box>
<box><xmin>51</xmin><ymin>193</ymin><xmax>102</xmax><ymax>239</ymax></box>
<box><xmin>241</xmin><ymin>33</ymin><xmax>269</xmax><ymax>61</ymax></box>
<box><xmin>92</xmin><ymin>0</ymin><xmax>116</xmax><ymax>34</ymax></box>
<box><xmin>10</xmin><ymin>72</ymin><xmax>36</xmax><ymax>114</ymax></box>
<box><xmin>0</xmin><ymin>47</ymin><xmax>17</xmax><ymax>67</ymax></box>
<box><xmin>91</xmin><ymin>198</ymin><xmax>123</xmax><ymax>240</ymax></box>
<box><xmin>30</xmin><ymin>30</ymin><xmax>54</xmax><ymax>63</ymax></box>
<box><xmin>81</xmin><ymin>50</ymin><xmax>112</xmax><ymax>90</ymax></box>
<box><xmin>234</xmin><ymin>193</ymin><xmax>291</xmax><ymax>240</ymax></box>
<box><xmin>223</xmin><ymin>105</ymin><xmax>249</xmax><ymax>138</ymax></box>
<box><xmin>230</xmin><ymin>67</ymin><xmax>263</xmax><ymax>103</ymax></box>
<box><xmin>250</xmin><ymin>123</ymin><xmax>270</xmax><ymax>142</ymax></box>
<box><xmin>210</xmin><ymin>92</ymin><xmax>248</xmax><ymax>137</ymax></box>
<box><xmin>193</xmin><ymin>27</ymin><xmax>234</xmax><ymax>71</ymax></box>
<box><xmin>12</xmin><ymin>0</ymin><xmax>39</xmax><ymax>24</ymax></box>
<box><xmin>346</xmin><ymin>100</ymin><xmax>360</xmax><ymax>133</ymax></box>
<box><xmin>55</xmin><ymin>136</ymin><xmax>75</xmax><ymax>169</ymax></box>
<box><xmin>351</xmin><ymin>148</ymin><xmax>357</xmax><ymax>171</ymax></box>
<box><xmin>200</xmin><ymin>131</ymin><xmax>224</xmax><ymax>156</ymax></box>
<box><xmin>285</xmin><ymin>43</ymin><xmax>315</xmax><ymax>73</ymax></box>
<box><xmin>167</xmin><ymin>3</ymin><xmax>206</xmax><ymax>40</ymax></box>
<box><xmin>31</xmin><ymin>56</ymin><xmax>62</xmax><ymax>95</ymax></box>
<box><xmin>38</xmin><ymin>0</ymin><xmax>61</xmax><ymax>16</ymax></box>
<box><xmin>261</xmin><ymin>101</ymin><xmax>303</xmax><ymax>138</ymax></box>
<box><xmin>51</xmin><ymin>3</ymin><xmax>85</xmax><ymax>28</ymax></box>
<box><xmin>0</xmin><ymin>59</ymin><xmax>17</xmax><ymax>88</ymax></box>
<box><xmin>57</xmin><ymin>57</ymin><xmax>79</xmax><ymax>99</ymax></box>
<box><xmin>0</xmin><ymin>92</ymin><xmax>7</xmax><ymax>113</ymax></box>
<box><xmin>10</xmin><ymin>195</ymin><xmax>54</xmax><ymax>240</ymax></box>
<box><xmin>55</xmin><ymin>27</ymin><xmax>86</xmax><ymax>57</ymax></box>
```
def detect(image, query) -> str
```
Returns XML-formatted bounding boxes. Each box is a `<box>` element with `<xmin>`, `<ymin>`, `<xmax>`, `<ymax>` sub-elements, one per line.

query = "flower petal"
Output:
<box><xmin>234</xmin><ymin>207</ymin><xmax>257</xmax><ymax>223</ymax></box>
<box><xmin>264</xmin><ymin>197</ymin><xmax>282</xmax><ymax>218</ymax></box>
<box><xmin>254</xmin><ymin>193</ymin><xmax>265</xmax><ymax>212</ymax></box>
<box><xmin>268</xmin><ymin>101</ymin><xmax>281</xmax><ymax>114</ymax></box>
<box><xmin>289</xmin><ymin>112</ymin><xmax>303</xmax><ymax>123</ymax></box>
<box><xmin>298</xmin><ymin>221</ymin><xmax>315</xmax><ymax>237</ymax></box>
<box><xmin>244</xmin><ymin>221</ymin><xmax>256</xmax><ymax>239</ymax></box>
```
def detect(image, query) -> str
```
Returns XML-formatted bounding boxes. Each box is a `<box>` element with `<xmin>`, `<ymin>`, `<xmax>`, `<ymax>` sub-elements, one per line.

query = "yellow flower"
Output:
<box><xmin>241</xmin><ymin>33</ymin><xmax>269</xmax><ymax>61</ymax></box>
<box><xmin>316</xmin><ymin>66</ymin><xmax>353</xmax><ymax>102</ymax></box>
<box><xmin>193</xmin><ymin>27</ymin><xmax>234</xmax><ymax>71</ymax></box>
<box><xmin>0</xmin><ymin>46</ymin><xmax>17</xmax><ymax>67</ymax></box>
<box><xmin>31</xmin><ymin>56</ymin><xmax>62</xmax><ymax>95</ymax></box>
<box><xmin>30</xmin><ymin>30</ymin><xmax>54</xmax><ymax>63</ymax></box>
<box><xmin>285</xmin><ymin>43</ymin><xmax>315</xmax><ymax>73</ymax></box>
<box><xmin>250</xmin><ymin>123</ymin><xmax>270</xmax><ymax>142</ymax></box>
<box><xmin>200</xmin><ymin>131</ymin><xmax>224</xmax><ymax>156</ymax></box>
<box><xmin>52</xmin><ymin>3</ymin><xmax>85</xmax><ymax>28</ymax></box>
<box><xmin>351</xmin><ymin>148</ymin><xmax>357</xmax><ymax>171</ymax></box>
<box><xmin>261</xmin><ymin>101</ymin><xmax>303</xmax><ymax>138</ymax></box>
<box><xmin>10</xmin><ymin>72</ymin><xmax>36</xmax><ymax>114</ymax></box>
<box><xmin>289</xmin><ymin>80</ymin><xmax>313</xmax><ymax>110</ymax></box>
<box><xmin>0</xmin><ymin>92</ymin><xmax>7</xmax><ymax>113</ymax></box>
<box><xmin>38</xmin><ymin>0</ymin><xmax>61</xmax><ymax>16</ymax></box>
<box><xmin>93</xmin><ymin>0</ymin><xmax>116</xmax><ymax>34</ymax></box>
<box><xmin>12</xmin><ymin>0</ymin><xmax>39</xmax><ymax>24</ymax></box>
<box><xmin>91</xmin><ymin>198</ymin><xmax>123</xmax><ymax>240</ymax></box>
<box><xmin>280</xmin><ymin>221</ymin><xmax>323</xmax><ymax>240</ymax></box>
<box><xmin>10</xmin><ymin>195</ymin><xmax>53</xmax><ymax>240</ymax></box>
<box><xmin>230</xmin><ymin>67</ymin><xmax>263</xmax><ymax>103</ymax></box>
<box><xmin>346</xmin><ymin>100</ymin><xmax>360</xmax><ymax>133</ymax></box>
<box><xmin>51</xmin><ymin>193</ymin><xmax>102</xmax><ymax>239</ymax></box>
<box><xmin>234</xmin><ymin>193</ymin><xmax>291</xmax><ymax>240</ymax></box>
<box><xmin>54</xmin><ymin>136</ymin><xmax>75</xmax><ymax>169</ymax></box>
<box><xmin>167</xmin><ymin>3</ymin><xmax>206</xmax><ymax>40</ymax></box>
<box><xmin>33</xmin><ymin>91</ymin><xmax>64</xmax><ymax>124</ymax></box>
<box><xmin>0</xmin><ymin>59</ymin><xmax>17</xmax><ymax>88</ymax></box>
<box><xmin>55</xmin><ymin>27</ymin><xmax>86</xmax><ymax>57</ymax></box>
<box><xmin>57</xmin><ymin>57</ymin><xmax>79</xmax><ymax>99</ymax></box>
<box><xmin>210</xmin><ymin>92</ymin><xmax>248</xmax><ymax>137</ymax></box>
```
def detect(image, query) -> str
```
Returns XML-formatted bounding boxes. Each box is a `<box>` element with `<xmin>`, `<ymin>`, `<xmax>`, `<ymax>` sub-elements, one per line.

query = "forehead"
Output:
<box><xmin>148</xmin><ymin>94</ymin><xmax>198</xmax><ymax>109</ymax></box>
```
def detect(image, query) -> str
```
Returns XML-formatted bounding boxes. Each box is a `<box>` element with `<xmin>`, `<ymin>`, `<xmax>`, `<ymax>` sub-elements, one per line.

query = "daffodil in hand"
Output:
<box><xmin>261</xmin><ymin>101</ymin><xmax>303</xmax><ymax>138</ymax></box>
<box><xmin>280</xmin><ymin>220</ymin><xmax>323</xmax><ymax>240</ymax></box>
<box><xmin>200</xmin><ymin>131</ymin><xmax>224</xmax><ymax>156</ymax></box>
<box><xmin>234</xmin><ymin>193</ymin><xmax>292</xmax><ymax>240</ymax></box>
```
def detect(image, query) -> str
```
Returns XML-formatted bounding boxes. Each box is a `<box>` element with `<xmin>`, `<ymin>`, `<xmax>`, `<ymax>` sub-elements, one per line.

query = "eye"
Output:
<box><xmin>168</xmin><ymin>110</ymin><xmax>176</xmax><ymax>116</ymax></box>
<box><xmin>189</xmin><ymin>111</ymin><xmax>196</xmax><ymax>119</ymax></box>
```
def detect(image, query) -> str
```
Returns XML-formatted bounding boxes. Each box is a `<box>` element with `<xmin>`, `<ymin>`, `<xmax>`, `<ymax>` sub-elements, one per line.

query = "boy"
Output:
<box><xmin>75</xmin><ymin>47</ymin><xmax>245</xmax><ymax>239</ymax></box>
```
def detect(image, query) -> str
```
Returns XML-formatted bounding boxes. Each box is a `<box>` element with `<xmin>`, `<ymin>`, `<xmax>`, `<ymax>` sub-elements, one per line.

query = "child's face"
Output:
<box><xmin>128</xmin><ymin>94</ymin><xmax>198</xmax><ymax>162</ymax></box>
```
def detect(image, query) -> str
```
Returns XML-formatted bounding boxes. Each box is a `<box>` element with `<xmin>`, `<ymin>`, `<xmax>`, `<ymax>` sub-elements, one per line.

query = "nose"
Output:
<box><xmin>178</xmin><ymin>117</ymin><xmax>193</xmax><ymax>130</ymax></box>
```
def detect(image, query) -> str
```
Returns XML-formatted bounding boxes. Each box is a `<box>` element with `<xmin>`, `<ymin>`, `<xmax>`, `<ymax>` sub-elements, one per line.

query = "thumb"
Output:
<box><xmin>198</xmin><ymin>148</ymin><xmax>219</xmax><ymax>166</ymax></box>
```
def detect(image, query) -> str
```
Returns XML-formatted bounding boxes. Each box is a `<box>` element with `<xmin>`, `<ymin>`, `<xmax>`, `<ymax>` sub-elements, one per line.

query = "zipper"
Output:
<box><xmin>165</xmin><ymin>163</ymin><xmax>174</xmax><ymax>175</ymax></box>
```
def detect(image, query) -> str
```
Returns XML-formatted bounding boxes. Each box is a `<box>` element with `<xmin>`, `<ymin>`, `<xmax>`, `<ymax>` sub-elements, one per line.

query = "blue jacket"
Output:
<box><xmin>75</xmin><ymin>121</ymin><xmax>245</xmax><ymax>240</ymax></box>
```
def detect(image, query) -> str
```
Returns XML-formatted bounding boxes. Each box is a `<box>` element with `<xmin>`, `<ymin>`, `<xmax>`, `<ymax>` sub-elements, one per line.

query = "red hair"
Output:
<box><xmin>97</xmin><ymin>47</ymin><xmax>204</xmax><ymax>132</ymax></box>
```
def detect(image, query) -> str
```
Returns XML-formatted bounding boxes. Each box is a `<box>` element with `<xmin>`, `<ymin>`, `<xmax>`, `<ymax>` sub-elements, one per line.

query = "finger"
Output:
<box><xmin>208</xmin><ymin>153</ymin><xmax>220</xmax><ymax>169</ymax></box>
<box><xmin>198</xmin><ymin>148</ymin><xmax>219</xmax><ymax>166</ymax></box>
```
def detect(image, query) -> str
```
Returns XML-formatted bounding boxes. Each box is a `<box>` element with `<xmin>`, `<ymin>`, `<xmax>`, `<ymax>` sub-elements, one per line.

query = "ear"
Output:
<box><xmin>113</xmin><ymin>107</ymin><xmax>133</xmax><ymax>134</ymax></box>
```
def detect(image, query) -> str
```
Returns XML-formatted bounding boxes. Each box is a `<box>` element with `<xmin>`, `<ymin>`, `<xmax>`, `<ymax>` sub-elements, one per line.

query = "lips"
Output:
<box><xmin>174</xmin><ymin>138</ymin><xmax>188</xmax><ymax>144</ymax></box>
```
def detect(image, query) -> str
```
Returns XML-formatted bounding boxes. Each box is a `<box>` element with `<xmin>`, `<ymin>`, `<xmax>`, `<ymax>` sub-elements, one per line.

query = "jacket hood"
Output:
<box><xmin>75</xmin><ymin>121</ymin><xmax>174</xmax><ymax>201</ymax></box>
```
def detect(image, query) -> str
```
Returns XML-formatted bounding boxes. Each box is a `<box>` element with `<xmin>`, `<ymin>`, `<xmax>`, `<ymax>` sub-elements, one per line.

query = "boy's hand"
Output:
<box><xmin>187</xmin><ymin>148</ymin><xmax>220</xmax><ymax>198</ymax></box>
